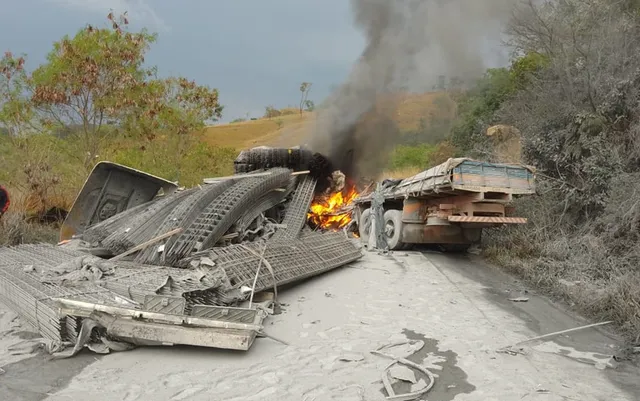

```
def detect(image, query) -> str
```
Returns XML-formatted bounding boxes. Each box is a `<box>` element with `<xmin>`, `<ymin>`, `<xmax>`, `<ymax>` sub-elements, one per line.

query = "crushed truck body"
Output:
<box><xmin>0</xmin><ymin>154</ymin><xmax>363</xmax><ymax>356</ymax></box>
<box><xmin>353</xmin><ymin>158</ymin><xmax>536</xmax><ymax>251</ymax></box>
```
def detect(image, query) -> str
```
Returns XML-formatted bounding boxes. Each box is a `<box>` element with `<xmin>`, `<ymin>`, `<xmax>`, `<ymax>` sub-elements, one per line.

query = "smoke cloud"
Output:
<box><xmin>308</xmin><ymin>0</ymin><xmax>518</xmax><ymax>179</ymax></box>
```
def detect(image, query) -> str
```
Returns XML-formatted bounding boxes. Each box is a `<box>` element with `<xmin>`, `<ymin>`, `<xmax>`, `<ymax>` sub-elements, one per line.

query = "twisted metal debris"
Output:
<box><xmin>0</xmin><ymin>166</ymin><xmax>362</xmax><ymax>354</ymax></box>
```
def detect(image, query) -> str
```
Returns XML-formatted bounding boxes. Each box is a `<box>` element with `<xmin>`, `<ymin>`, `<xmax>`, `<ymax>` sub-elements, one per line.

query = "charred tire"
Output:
<box><xmin>440</xmin><ymin>243</ymin><xmax>471</xmax><ymax>253</ymax></box>
<box><xmin>359</xmin><ymin>208</ymin><xmax>372</xmax><ymax>245</ymax></box>
<box><xmin>383</xmin><ymin>209</ymin><xmax>404</xmax><ymax>251</ymax></box>
<box><xmin>233</xmin><ymin>148</ymin><xmax>315</xmax><ymax>173</ymax></box>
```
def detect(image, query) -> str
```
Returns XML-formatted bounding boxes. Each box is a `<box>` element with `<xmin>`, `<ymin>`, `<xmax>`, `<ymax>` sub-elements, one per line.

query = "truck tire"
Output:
<box><xmin>383</xmin><ymin>209</ymin><xmax>405</xmax><ymax>251</ymax></box>
<box><xmin>359</xmin><ymin>208</ymin><xmax>372</xmax><ymax>245</ymax></box>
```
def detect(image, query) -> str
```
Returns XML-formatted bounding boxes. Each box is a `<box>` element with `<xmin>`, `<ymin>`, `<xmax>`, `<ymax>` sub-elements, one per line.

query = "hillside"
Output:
<box><xmin>202</xmin><ymin>91</ymin><xmax>455</xmax><ymax>150</ymax></box>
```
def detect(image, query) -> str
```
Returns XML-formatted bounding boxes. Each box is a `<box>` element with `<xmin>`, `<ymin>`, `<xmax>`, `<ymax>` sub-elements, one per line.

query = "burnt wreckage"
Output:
<box><xmin>0</xmin><ymin>147</ymin><xmax>363</xmax><ymax>355</ymax></box>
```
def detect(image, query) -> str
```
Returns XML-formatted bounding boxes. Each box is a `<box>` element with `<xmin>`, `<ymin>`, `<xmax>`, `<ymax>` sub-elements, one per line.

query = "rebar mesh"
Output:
<box><xmin>166</xmin><ymin>168</ymin><xmax>292</xmax><ymax>263</ymax></box>
<box><xmin>0</xmin><ymin>245</ymin><xmax>127</xmax><ymax>343</ymax></box>
<box><xmin>182</xmin><ymin>231</ymin><xmax>362</xmax><ymax>295</ymax></box>
<box><xmin>232</xmin><ymin>177</ymin><xmax>296</xmax><ymax>237</ymax></box>
<box><xmin>101</xmin><ymin>262</ymin><xmax>231</xmax><ymax>311</ymax></box>
<box><xmin>272</xmin><ymin>175</ymin><xmax>317</xmax><ymax>240</ymax></box>
<box><xmin>81</xmin><ymin>200</ymin><xmax>155</xmax><ymax>244</ymax></box>
<box><xmin>101</xmin><ymin>188</ymin><xmax>197</xmax><ymax>254</ymax></box>
<box><xmin>135</xmin><ymin>180</ymin><xmax>236</xmax><ymax>265</ymax></box>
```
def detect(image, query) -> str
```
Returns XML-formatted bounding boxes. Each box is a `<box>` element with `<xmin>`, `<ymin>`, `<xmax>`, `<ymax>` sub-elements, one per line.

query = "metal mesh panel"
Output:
<box><xmin>0</xmin><ymin>245</ymin><xmax>127</xmax><ymax>343</ymax></box>
<box><xmin>166</xmin><ymin>168</ymin><xmax>292</xmax><ymax>262</ymax></box>
<box><xmin>233</xmin><ymin>177</ymin><xmax>295</xmax><ymax>238</ymax></box>
<box><xmin>101</xmin><ymin>188</ymin><xmax>197</xmax><ymax>254</ymax></box>
<box><xmin>82</xmin><ymin>200</ymin><xmax>155</xmax><ymax>244</ymax></box>
<box><xmin>135</xmin><ymin>180</ymin><xmax>236</xmax><ymax>265</ymax></box>
<box><xmin>184</xmin><ymin>231</ymin><xmax>362</xmax><ymax>295</ymax></box>
<box><xmin>100</xmin><ymin>262</ymin><xmax>230</xmax><ymax>310</ymax></box>
<box><xmin>0</xmin><ymin>244</ymin><xmax>84</xmax><ymax>267</ymax></box>
<box><xmin>272</xmin><ymin>176</ymin><xmax>317</xmax><ymax>240</ymax></box>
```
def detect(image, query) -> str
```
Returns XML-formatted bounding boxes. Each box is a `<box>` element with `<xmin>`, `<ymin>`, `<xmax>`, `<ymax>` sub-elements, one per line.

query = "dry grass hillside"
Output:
<box><xmin>202</xmin><ymin>91</ymin><xmax>455</xmax><ymax>150</ymax></box>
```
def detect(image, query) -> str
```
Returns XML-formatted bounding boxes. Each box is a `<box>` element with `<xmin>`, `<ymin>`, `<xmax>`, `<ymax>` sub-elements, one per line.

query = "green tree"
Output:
<box><xmin>304</xmin><ymin>99</ymin><xmax>315</xmax><ymax>112</ymax></box>
<box><xmin>28</xmin><ymin>13</ymin><xmax>223</xmax><ymax>172</ymax></box>
<box><xmin>264</xmin><ymin>105</ymin><xmax>281</xmax><ymax>119</ymax></box>
<box><xmin>29</xmin><ymin>13</ymin><xmax>157</xmax><ymax>169</ymax></box>
<box><xmin>450</xmin><ymin>68</ymin><xmax>516</xmax><ymax>156</ymax></box>
<box><xmin>0</xmin><ymin>52</ymin><xmax>33</xmax><ymax>137</ymax></box>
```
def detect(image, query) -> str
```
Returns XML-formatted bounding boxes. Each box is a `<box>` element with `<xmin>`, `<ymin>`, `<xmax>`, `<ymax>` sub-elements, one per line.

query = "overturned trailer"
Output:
<box><xmin>353</xmin><ymin>158</ymin><xmax>536</xmax><ymax>251</ymax></box>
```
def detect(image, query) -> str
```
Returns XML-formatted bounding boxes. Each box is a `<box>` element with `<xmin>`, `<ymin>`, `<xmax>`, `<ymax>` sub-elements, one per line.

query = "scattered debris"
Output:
<box><xmin>339</xmin><ymin>353</ymin><xmax>365</xmax><ymax>363</ymax></box>
<box><xmin>371</xmin><ymin>349</ymin><xmax>435</xmax><ymax>401</ymax></box>
<box><xmin>498</xmin><ymin>321</ymin><xmax>614</xmax><ymax>355</ymax></box>
<box><xmin>389</xmin><ymin>365</ymin><xmax>417</xmax><ymax>384</ymax></box>
<box><xmin>512</xmin><ymin>321</ymin><xmax>613</xmax><ymax>347</ymax></box>
<box><xmin>0</xmin><ymin>162</ymin><xmax>364</xmax><ymax>357</ymax></box>
<box><xmin>497</xmin><ymin>346</ymin><xmax>527</xmax><ymax>356</ymax></box>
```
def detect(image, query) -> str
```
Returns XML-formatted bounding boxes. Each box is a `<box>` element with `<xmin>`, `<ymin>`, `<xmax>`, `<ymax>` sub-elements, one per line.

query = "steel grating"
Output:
<box><xmin>272</xmin><ymin>175</ymin><xmax>317</xmax><ymax>240</ymax></box>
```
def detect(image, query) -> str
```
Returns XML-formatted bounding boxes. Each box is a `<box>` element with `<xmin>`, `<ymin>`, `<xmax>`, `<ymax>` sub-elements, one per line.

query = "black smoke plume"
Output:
<box><xmin>308</xmin><ymin>0</ymin><xmax>517</xmax><ymax>179</ymax></box>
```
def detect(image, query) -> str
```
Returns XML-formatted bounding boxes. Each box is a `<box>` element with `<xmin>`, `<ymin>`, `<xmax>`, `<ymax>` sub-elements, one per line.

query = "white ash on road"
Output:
<box><xmin>2</xmin><ymin>250</ymin><xmax>639</xmax><ymax>401</ymax></box>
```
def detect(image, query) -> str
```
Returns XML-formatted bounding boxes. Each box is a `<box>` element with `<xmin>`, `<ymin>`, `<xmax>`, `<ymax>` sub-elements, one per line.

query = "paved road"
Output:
<box><xmin>2</xmin><ymin>250</ymin><xmax>639</xmax><ymax>400</ymax></box>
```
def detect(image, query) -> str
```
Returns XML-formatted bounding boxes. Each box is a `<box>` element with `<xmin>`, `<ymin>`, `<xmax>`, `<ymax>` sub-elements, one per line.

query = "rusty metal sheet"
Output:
<box><xmin>143</xmin><ymin>295</ymin><xmax>187</xmax><ymax>315</ymax></box>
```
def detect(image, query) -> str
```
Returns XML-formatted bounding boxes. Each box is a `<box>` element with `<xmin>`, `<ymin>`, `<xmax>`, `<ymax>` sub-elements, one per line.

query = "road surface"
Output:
<box><xmin>1</xmin><ymin>249</ymin><xmax>639</xmax><ymax>401</ymax></box>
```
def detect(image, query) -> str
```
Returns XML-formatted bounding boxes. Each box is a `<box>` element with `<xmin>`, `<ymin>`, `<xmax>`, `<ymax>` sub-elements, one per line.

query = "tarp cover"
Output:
<box><xmin>383</xmin><ymin>158</ymin><xmax>536</xmax><ymax>199</ymax></box>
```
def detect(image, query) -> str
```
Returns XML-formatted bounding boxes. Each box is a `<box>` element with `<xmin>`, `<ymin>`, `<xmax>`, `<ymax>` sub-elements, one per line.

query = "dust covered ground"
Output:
<box><xmin>1</xmin><ymin>250</ymin><xmax>639</xmax><ymax>401</ymax></box>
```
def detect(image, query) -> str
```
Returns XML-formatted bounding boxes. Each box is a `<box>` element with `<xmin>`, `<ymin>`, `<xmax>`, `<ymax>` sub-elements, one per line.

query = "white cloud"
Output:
<box><xmin>46</xmin><ymin>0</ymin><xmax>169</xmax><ymax>32</ymax></box>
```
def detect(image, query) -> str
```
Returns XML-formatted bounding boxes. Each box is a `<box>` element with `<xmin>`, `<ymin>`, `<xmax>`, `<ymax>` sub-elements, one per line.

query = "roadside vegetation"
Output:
<box><xmin>453</xmin><ymin>0</ymin><xmax>640</xmax><ymax>343</ymax></box>
<box><xmin>0</xmin><ymin>13</ymin><xmax>234</xmax><ymax>245</ymax></box>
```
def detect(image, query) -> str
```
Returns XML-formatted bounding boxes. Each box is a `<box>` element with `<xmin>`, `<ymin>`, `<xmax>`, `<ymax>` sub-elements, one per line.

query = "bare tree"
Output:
<box><xmin>299</xmin><ymin>82</ymin><xmax>312</xmax><ymax>116</ymax></box>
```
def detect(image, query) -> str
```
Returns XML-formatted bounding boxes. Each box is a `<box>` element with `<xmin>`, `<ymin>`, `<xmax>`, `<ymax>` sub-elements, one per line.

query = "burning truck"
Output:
<box><xmin>352</xmin><ymin>158</ymin><xmax>536</xmax><ymax>251</ymax></box>
<box><xmin>233</xmin><ymin>146</ymin><xmax>536</xmax><ymax>252</ymax></box>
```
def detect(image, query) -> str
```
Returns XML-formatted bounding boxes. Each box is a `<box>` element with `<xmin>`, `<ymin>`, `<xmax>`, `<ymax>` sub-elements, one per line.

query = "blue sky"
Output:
<box><xmin>0</xmin><ymin>0</ymin><xmax>365</xmax><ymax>123</ymax></box>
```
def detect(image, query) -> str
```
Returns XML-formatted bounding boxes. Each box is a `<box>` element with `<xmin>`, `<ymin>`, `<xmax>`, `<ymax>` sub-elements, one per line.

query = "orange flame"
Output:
<box><xmin>307</xmin><ymin>185</ymin><xmax>359</xmax><ymax>230</ymax></box>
